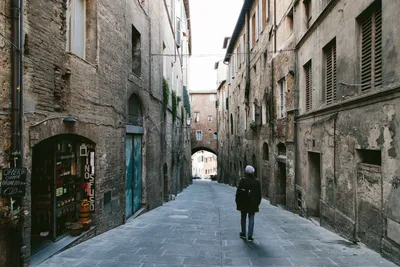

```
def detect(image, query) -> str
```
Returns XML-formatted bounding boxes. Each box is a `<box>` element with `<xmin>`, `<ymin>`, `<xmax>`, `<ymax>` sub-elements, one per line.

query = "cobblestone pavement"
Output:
<box><xmin>37</xmin><ymin>180</ymin><xmax>398</xmax><ymax>267</ymax></box>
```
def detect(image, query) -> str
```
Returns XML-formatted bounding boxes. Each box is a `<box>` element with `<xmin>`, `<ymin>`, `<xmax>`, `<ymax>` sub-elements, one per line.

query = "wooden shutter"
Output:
<box><xmin>361</xmin><ymin>6</ymin><xmax>382</xmax><ymax>91</ymax></box>
<box><xmin>305</xmin><ymin>63</ymin><xmax>312</xmax><ymax>111</ymax></box>
<box><xmin>326</xmin><ymin>42</ymin><xmax>336</xmax><ymax>104</ymax></box>
<box><xmin>374</xmin><ymin>7</ymin><xmax>382</xmax><ymax>87</ymax></box>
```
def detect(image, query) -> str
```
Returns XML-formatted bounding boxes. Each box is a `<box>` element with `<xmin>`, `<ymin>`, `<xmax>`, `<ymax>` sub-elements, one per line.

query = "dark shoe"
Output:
<box><xmin>240</xmin><ymin>232</ymin><xmax>246</xmax><ymax>239</ymax></box>
<box><xmin>247</xmin><ymin>236</ymin><xmax>254</xmax><ymax>242</ymax></box>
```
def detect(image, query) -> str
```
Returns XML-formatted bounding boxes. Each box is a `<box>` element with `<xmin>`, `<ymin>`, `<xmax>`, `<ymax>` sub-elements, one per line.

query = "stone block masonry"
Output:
<box><xmin>0</xmin><ymin>0</ymin><xmax>192</xmax><ymax>265</ymax></box>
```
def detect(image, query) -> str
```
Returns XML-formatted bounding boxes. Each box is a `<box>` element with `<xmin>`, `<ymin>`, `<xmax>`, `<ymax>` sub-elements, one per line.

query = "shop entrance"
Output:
<box><xmin>31</xmin><ymin>135</ymin><xmax>95</xmax><ymax>255</ymax></box>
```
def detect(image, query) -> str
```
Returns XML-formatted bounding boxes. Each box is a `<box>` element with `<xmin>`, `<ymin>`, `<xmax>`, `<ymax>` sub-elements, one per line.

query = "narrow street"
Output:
<box><xmin>37</xmin><ymin>181</ymin><xmax>396</xmax><ymax>267</ymax></box>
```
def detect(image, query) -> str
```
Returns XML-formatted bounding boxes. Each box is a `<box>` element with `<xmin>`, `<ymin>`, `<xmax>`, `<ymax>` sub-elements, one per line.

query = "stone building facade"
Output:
<box><xmin>190</xmin><ymin>91</ymin><xmax>218</xmax><ymax>155</ymax></box>
<box><xmin>217</xmin><ymin>0</ymin><xmax>399</xmax><ymax>263</ymax></box>
<box><xmin>0</xmin><ymin>0</ymin><xmax>192</xmax><ymax>265</ymax></box>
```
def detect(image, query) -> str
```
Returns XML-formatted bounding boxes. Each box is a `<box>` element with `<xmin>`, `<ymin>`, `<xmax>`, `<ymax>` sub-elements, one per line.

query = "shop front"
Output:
<box><xmin>31</xmin><ymin>134</ymin><xmax>95</xmax><ymax>255</ymax></box>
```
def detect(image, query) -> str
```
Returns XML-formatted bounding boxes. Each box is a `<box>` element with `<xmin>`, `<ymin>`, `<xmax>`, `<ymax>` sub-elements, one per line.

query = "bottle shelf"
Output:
<box><xmin>56</xmin><ymin>202</ymin><xmax>76</xmax><ymax>212</ymax></box>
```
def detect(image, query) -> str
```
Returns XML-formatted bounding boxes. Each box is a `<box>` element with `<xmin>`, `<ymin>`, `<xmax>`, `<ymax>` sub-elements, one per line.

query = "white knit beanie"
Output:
<box><xmin>244</xmin><ymin>165</ymin><xmax>255</xmax><ymax>174</ymax></box>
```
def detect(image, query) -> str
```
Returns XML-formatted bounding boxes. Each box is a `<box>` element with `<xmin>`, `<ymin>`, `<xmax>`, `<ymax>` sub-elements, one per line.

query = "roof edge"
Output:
<box><xmin>223</xmin><ymin>0</ymin><xmax>254</xmax><ymax>62</ymax></box>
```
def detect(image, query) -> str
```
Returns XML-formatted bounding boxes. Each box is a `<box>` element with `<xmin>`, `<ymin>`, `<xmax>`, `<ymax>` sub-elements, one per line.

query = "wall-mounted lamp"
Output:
<box><xmin>63</xmin><ymin>117</ymin><xmax>77</xmax><ymax>124</ymax></box>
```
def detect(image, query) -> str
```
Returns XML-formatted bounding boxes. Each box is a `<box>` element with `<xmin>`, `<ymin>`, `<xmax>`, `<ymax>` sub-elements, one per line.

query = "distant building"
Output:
<box><xmin>190</xmin><ymin>91</ymin><xmax>218</xmax><ymax>155</ymax></box>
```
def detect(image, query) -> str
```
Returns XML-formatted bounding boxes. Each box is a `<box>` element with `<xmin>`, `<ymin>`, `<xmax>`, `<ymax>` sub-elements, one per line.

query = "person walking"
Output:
<box><xmin>235</xmin><ymin>165</ymin><xmax>261</xmax><ymax>241</ymax></box>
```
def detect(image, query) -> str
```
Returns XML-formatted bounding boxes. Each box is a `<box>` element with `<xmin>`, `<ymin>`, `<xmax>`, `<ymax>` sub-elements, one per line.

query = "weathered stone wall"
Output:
<box><xmin>294</xmin><ymin>0</ymin><xmax>400</xmax><ymax>263</ymax></box>
<box><xmin>0</xmin><ymin>0</ymin><xmax>192</xmax><ymax>265</ymax></box>
<box><xmin>217</xmin><ymin>0</ymin><xmax>295</xmax><ymax>206</ymax></box>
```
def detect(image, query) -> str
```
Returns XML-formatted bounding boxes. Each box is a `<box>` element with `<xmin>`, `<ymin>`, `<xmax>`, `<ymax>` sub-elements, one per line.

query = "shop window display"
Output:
<box><xmin>31</xmin><ymin>135</ymin><xmax>95</xmax><ymax>254</ymax></box>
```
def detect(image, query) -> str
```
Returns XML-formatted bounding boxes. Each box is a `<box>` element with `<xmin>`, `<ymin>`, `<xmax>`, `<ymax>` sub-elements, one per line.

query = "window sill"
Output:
<box><xmin>65</xmin><ymin>52</ymin><xmax>98</xmax><ymax>69</ymax></box>
<box><xmin>297</xmin><ymin>86</ymin><xmax>399</xmax><ymax>120</ymax></box>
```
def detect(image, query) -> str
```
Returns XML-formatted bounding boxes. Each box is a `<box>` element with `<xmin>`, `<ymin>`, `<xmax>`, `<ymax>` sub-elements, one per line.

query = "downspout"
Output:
<box><xmin>11</xmin><ymin>0</ymin><xmax>23</xmax><ymax>168</ymax></box>
<box><xmin>223</xmin><ymin>61</ymin><xmax>230</xmax><ymax>185</ymax></box>
<box><xmin>245</xmin><ymin>10</ymin><xmax>250</xmax><ymax>103</ymax></box>
<box><xmin>11</xmin><ymin>0</ymin><xmax>24</xmax><ymax>266</ymax></box>
<box><xmin>294</xmin><ymin>44</ymin><xmax>300</xmax><ymax>211</ymax></box>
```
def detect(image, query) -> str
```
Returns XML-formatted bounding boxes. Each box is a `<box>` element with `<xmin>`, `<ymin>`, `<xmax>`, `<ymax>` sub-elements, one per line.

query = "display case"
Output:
<box><xmin>54</xmin><ymin>141</ymin><xmax>79</xmax><ymax>239</ymax></box>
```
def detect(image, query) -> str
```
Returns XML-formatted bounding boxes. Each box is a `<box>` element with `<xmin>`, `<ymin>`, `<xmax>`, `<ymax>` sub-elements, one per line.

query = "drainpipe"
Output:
<box><xmin>11</xmin><ymin>1</ymin><xmax>24</xmax><ymax>266</ymax></box>
<box><xmin>223</xmin><ymin>61</ymin><xmax>230</xmax><ymax>185</ymax></box>
<box><xmin>245</xmin><ymin>10</ymin><xmax>250</xmax><ymax>103</ymax></box>
<box><xmin>11</xmin><ymin>0</ymin><xmax>23</xmax><ymax>169</ymax></box>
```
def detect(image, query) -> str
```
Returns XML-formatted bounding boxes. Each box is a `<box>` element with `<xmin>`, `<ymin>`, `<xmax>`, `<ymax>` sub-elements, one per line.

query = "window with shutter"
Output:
<box><xmin>305</xmin><ymin>61</ymin><xmax>312</xmax><ymax>111</ymax></box>
<box><xmin>361</xmin><ymin>4</ymin><xmax>382</xmax><ymax>91</ymax></box>
<box><xmin>325</xmin><ymin>40</ymin><xmax>336</xmax><ymax>104</ymax></box>
<box><xmin>262</xmin><ymin>0</ymin><xmax>267</xmax><ymax>27</ymax></box>
<box><xmin>277</xmin><ymin>78</ymin><xmax>286</xmax><ymax>118</ymax></box>
<box><xmin>252</xmin><ymin>14</ymin><xmax>256</xmax><ymax>47</ymax></box>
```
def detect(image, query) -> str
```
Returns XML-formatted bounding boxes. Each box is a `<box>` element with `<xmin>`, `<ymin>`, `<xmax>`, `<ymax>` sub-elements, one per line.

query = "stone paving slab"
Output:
<box><xmin>37</xmin><ymin>180</ymin><xmax>398</xmax><ymax>267</ymax></box>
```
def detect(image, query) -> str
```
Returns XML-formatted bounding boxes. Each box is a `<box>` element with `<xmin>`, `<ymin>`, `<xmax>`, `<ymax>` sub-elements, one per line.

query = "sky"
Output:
<box><xmin>188</xmin><ymin>0</ymin><xmax>244</xmax><ymax>92</ymax></box>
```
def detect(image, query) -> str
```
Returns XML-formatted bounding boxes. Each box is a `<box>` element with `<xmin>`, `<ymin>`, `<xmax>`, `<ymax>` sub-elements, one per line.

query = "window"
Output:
<box><xmin>225</xmin><ymin>97</ymin><xmax>229</xmax><ymax>110</ymax></box>
<box><xmin>357</xmin><ymin>149</ymin><xmax>381</xmax><ymax>166</ymax></box>
<box><xmin>262</xmin><ymin>94</ymin><xmax>268</xmax><ymax>124</ymax></box>
<box><xmin>194</xmin><ymin>112</ymin><xmax>200</xmax><ymax>122</ymax></box>
<box><xmin>213</xmin><ymin>132</ymin><xmax>217</xmax><ymax>140</ymax></box>
<box><xmin>196</xmin><ymin>131</ymin><xmax>203</xmax><ymax>141</ymax></box>
<box><xmin>360</xmin><ymin>2</ymin><xmax>382</xmax><ymax>91</ymax></box>
<box><xmin>208</xmin><ymin>115</ymin><xmax>212</xmax><ymax>121</ymax></box>
<box><xmin>304</xmin><ymin>61</ymin><xmax>312</xmax><ymax>111</ymax></box>
<box><xmin>277</xmin><ymin>78</ymin><xmax>286</xmax><ymax>118</ymax></box>
<box><xmin>66</xmin><ymin>0</ymin><xmax>86</xmax><ymax>58</ymax></box>
<box><xmin>263</xmin><ymin>143</ymin><xmax>269</xmax><ymax>160</ymax></box>
<box><xmin>257</xmin><ymin>1</ymin><xmax>262</xmax><ymax>35</ymax></box>
<box><xmin>162</xmin><ymin>43</ymin><xmax>167</xmax><ymax>77</ymax></box>
<box><xmin>262</xmin><ymin>0</ymin><xmax>267</xmax><ymax>28</ymax></box>
<box><xmin>286</xmin><ymin>10</ymin><xmax>293</xmax><ymax>35</ymax></box>
<box><xmin>244</xmin><ymin>107</ymin><xmax>248</xmax><ymax>130</ymax></box>
<box><xmin>241</xmin><ymin>35</ymin><xmax>245</xmax><ymax>63</ymax></box>
<box><xmin>128</xmin><ymin>94</ymin><xmax>143</xmax><ymax>126</ymax></box>
<box><xmin>304</xmin><ymin>0</ymin><xmax>312</xmax><ymax>28</ymax></box>
<box><xmin>230</xmin><ymin>114</ymin><xmax>234</xmax><ymax>134</ymax></box>
<box><xmin>251</xmin><ymin>14</ymin><xmax>256</xmax><ymax>48</ymax></box>
<box><xmin>132</xmin><ymin>25</ymin><xmax>141</xmax><ymax>76</ymax></box>
<box><xmin>176</xmin><ymin>17</ymin><xmax>181</xmax><ymax>47</ymax></box>
<box><xmin>252</xmin><ymin>103</ymin><xmax>256</xmax><ymax>121</ymax></box>
<box><xmin>324</xmin><ymin>40</ymin><xmax>336</xmax><ymax>104</ymax></box>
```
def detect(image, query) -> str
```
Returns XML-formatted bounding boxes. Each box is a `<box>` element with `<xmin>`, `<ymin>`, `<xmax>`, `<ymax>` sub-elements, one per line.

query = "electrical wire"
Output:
<box><xmin>0</xmin><ymin>31</ymin><xmax>20</xmax><ymax>51</ymax></box>
<box><xmin>150</xmin><ymin>49</ymin><xmax>296</xmax><ymax>58</ymax></box>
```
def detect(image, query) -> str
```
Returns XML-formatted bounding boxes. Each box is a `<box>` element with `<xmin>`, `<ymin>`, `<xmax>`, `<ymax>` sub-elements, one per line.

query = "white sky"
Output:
<box><xmin>188</xmin><ymin>0</ymin><xmax>244</xmax><ymax>91</ymax></box>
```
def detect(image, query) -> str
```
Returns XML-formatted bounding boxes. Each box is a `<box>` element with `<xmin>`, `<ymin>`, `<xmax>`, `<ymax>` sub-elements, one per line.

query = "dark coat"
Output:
<box><xmin>235</xmin><ymin>177</ymin><xmax>262</xmax><ymax>213</ymax></box>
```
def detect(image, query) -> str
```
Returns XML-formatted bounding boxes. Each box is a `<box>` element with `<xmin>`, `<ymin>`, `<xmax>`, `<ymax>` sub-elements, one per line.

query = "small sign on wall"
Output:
<box><xmin>1</xmin><ymin>168</ymin><xmax>27</xmax><ymax>197</ymax></box>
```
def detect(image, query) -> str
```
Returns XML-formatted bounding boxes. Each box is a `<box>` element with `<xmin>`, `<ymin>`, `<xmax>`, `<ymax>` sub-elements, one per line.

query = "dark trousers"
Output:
<box><xmin>241</xmin><ymin>211</ymin><xmax>255</xmax><ymax>236</ymax></box>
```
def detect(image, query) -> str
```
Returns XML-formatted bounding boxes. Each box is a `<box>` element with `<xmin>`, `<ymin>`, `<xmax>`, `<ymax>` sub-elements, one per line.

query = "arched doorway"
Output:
<box><xmin>163</xmin><ymin>164</ymin><xmax>169</xmax><ymax>202</ymax></box>
<box><xmin>31</xmin><ymin>134</ymin><xmax>95</xmax><ymax>254</ymax></box>
<box><xmin>126</xmin><ymin>94</ymin><xmax>143</xmax><ymax>219</ymax></box>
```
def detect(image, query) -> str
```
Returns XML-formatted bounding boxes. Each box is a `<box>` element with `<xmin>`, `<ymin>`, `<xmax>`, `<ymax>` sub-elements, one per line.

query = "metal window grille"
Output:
<box><xmin>325</xmin><ymin>42</ymin><xmax>336</xmax><ymax>104</ymax></box>
<box><xmin>361</xmin><ymin>6</ymin><xmax>382</xmax><ymax>91</ymax></box>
